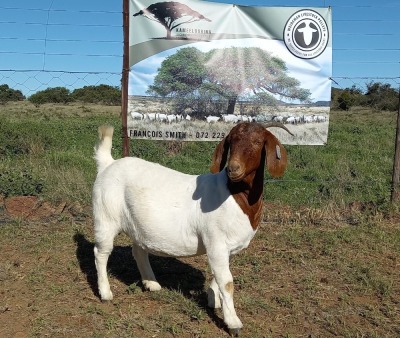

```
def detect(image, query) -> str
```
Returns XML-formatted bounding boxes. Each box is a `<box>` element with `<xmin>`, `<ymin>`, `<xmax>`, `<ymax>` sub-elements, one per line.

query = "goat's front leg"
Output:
<box><xmin>207</xmin><ymin>277</ymin><xmax>222</xmax><ymax>309</ymax></box>
<box><xmin>207</xmin><ymin>250</ymin><xmax>242</xmax><ymax>335</ymax></box>
<box><xmin>132</xmin><ymin>244</ymin><xmax>161</xmax><ymax>291</ymax></box>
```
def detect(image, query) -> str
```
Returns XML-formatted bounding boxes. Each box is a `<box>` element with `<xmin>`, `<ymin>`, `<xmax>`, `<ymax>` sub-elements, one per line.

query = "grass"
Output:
<box><xmin>0</xmin><ymin>216</ymin><xmax>399</xmax><ymax>337</ymax></box>
<box><xmin>0</xmin><ymin>101</ymin><xmax>400</xmax><ymax>337</ymax></box>
<box><xmin>0</xmin><ymin>102</ymin><xmax>397</xmax><ymax>210</ymax></box>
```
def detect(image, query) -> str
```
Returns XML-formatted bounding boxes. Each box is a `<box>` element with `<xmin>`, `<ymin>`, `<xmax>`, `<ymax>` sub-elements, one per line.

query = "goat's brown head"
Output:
<box><xmin>210</xmin><ymin>122</ymin><xmax>289</xmax><ymax>184</ymax></box>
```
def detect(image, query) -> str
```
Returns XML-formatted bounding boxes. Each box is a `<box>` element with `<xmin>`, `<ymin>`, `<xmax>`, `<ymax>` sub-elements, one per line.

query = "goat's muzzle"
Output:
<box><xmin>226</xmin><ymin>160</ymin><xmax>245</xmax><ymax>182</ymax></box>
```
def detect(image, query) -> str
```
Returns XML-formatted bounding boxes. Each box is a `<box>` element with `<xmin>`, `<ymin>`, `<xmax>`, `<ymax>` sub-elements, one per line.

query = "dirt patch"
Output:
<box><xmin>1</xmin><ymin>195</ymin><xmax>89</xmax><ymax>221</ymax></box>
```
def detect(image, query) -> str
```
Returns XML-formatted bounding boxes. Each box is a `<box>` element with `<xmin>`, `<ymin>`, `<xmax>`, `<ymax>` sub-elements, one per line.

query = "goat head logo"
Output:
<box><xmin>284</xmin><ymin>9</ymin><xmax>329</xmax><ymax>59</ymax></box>
<box><xmin>296</xmin><ymin>20</ymin><xmax>318</xmax><ymax>46</ymax></box>
<box><xmin>133</xmin><ymin>1</ymin><xmax>211</xmax><ymax>39</ymax></box>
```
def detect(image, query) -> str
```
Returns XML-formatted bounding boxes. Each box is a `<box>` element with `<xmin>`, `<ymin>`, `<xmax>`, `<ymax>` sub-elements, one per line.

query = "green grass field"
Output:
<box><xmin>0</xmin><ymin>101</ymin><xmax>399</xmax><ymax>337</ymax></box>
<box><xmin>0</xmin><ymin>101</ymin><xmax>397</xmax><ymax>210</ymax></box>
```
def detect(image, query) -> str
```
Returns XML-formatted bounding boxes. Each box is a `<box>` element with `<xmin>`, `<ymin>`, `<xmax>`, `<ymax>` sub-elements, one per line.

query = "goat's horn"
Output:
<box><xmin>262</xmin><ymin>122</ymin><xmax>294</xmax><ymax>136</ymax></box>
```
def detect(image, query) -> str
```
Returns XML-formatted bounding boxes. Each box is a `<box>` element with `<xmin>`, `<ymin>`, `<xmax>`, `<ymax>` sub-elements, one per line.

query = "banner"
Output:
<box><xmin>128</xmin><ymin>0</ymin><xmax>332</xmax><ymax>145</ymax></box>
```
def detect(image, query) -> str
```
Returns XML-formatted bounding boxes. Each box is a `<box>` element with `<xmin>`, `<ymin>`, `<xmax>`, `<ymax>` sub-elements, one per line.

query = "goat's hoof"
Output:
<box><xmin>229</xmin><ymin>328</ymin><xmax>241</xmax><ymax>337</ymax></box>
<box><xmin>100</xmin><ymin>290</ymin><xmax>113</xmax><ymax>301</ymax></box>
<box><xmin>143</xmin><ymin>280</ymin><xmax>161</xmax><ymax>292</ymax></box>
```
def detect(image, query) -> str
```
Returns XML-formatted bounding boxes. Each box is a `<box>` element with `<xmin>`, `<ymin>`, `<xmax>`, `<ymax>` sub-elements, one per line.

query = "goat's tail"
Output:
<box><xmin>94</xmin><ymin>125</ymin><xmax>115</xmax><ymax>174</ymax></box>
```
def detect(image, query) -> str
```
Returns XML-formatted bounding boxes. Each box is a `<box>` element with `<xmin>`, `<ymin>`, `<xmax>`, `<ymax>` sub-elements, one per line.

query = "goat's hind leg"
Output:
<box><xmin>132</xmin><ymin>244</ymin><xmax>161</xmax><ymax>291</ymax></box>
<box><xmin>94</xmin><ymin>237</ymin><xmax>114</xmax><ymax>301</ymax></box>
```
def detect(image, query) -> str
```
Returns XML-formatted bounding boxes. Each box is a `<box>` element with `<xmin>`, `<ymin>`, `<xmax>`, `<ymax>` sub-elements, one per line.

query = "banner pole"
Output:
<box><xmin>121</xmin><ymin>0</ymin><xmax>130</xmax><ymax>157</ymax></box>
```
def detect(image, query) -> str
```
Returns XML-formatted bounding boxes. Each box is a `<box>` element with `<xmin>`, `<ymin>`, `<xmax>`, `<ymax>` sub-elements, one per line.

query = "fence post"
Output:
<box><xmin>121</xmin><ymin>0</ymin><xmax>130</xmax><ymax>157</ymax></box>
<box><xmin>391</xmin><ymin>86</ymin><xmax>400</xmax><ymax>203</ymax></box>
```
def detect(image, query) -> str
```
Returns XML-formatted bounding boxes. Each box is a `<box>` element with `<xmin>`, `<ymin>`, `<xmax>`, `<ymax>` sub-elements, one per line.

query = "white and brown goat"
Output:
<box><xmin>92</xmin><ymin>122</ymin><xmax>290</xmax><ymax>335</ymax></box>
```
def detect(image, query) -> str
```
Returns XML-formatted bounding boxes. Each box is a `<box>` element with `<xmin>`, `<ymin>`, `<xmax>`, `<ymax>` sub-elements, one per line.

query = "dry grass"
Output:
<box><xmin>1</xmin><ymin>101</ymin><xmax>121</xmax><ymax>119</ymax></box>
<box><xmin>0</xmin><ymin>209</ymin><xmax>399</xmax><ymax>337</ymax></box>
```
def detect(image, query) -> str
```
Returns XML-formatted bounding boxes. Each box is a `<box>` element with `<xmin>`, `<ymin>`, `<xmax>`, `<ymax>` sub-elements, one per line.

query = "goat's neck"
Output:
<box><xmin>227</xmin><ymin>164</ymin><xmax>265</xmax><ymax>230</ymax></box>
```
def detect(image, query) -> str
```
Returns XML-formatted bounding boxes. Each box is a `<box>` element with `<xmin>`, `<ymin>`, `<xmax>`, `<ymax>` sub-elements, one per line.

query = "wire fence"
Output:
<box><xmin>1</xmin><ymin>2</ymin><xmax>400</xmax><ymax>207</ymax></box>
<box><xmin>1</xmin><ymin>2</ymin><xmax>399</xmax><ymax>96</ymax></box>
<box><xmin>0</xmin><ymin>69</ymin><xmax>399</xmax><ymax>108</ymax></box>
<box><xmin>0</xmin><ymin>70</ymin><xmax>121</xmax><ymax>96</ymax></box>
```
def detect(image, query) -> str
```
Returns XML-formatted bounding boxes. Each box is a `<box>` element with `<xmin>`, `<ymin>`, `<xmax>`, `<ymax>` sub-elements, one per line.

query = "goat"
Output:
<box><xmin>145</xmin><ymin>113</ymin><xmax>157</xmax><ymax>121</ymax></box>
<box><xmin>205</xmin><ymin>115</ymin><xmax>220</xmax><ymax>123</ymax></box>
<box><xmin>303</xmin><ymin>115</ymin><xmax>314</xmax><ymax>123</ymax></box>
<box><xmin>239</xmin><ymin>115</ymin><xmax>252</xmax><ymax>122</ymax></box>
<box><xmin>285</xmin><ymin>116</ymin><xmax>296</xmax><ymax>124</ymax></box>
<box><xmin>313</xmin><ymin>115</ymin><xmax>326</xmax><ymax>123</ymax></box>
<box><xmin>273</xmin><ymin>115</ymin><xmax>284</xmax><ymax>123</ymax></box>
<box><xmin>157</xmin><ymin>113</ymin><xmax>168</xmax><ymax>122</ymax></box>
<box><xmin>166</xmin><ymin>114</ymin><xmax>177</xmax><ymax>124</ymax></box>
<box><xmin>130</xmin><ymin>111</ymin><xmax>143</xmax><ymax>120</ymax></box>
<box><xmin>92</xmin><ymin>122</ymin><xmax>291</xmax><ymax>335</ymax></box>
<box><xmin>222</xmin><ymin>114</ymin><xmax>240</xmax><ymax>123</ymax></box>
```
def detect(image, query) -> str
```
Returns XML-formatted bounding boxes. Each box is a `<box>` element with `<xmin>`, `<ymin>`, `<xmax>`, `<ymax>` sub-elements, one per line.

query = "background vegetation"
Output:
<box><xmin>0</xmin><ymin>97</ymin><xmax>399</xmax><ymax>338</ymax></box>
<box><xmin>23</xmin><ymin>84</ymin><xmax>120</xmax><ymax>106</ymax></box>
<box><xmin>331</xmin><ymin>82</ymin><xmax>399</xmax><ymax>111</ymax></box>
<box><xmin>2</xmin><ymin>81</ymin><xmax>398</xmax><ymax>112</ymax></box>
<box><xmin>0</xmin><ymin>97</ymin><xmax>398</xmax><ymax>213</ymax></box>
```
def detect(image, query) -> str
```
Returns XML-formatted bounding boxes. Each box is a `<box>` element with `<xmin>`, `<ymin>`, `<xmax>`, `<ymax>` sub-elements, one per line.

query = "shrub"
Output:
<box><xmin>337</xmin><ymin>91</ymin><xmax>353</xmax><ymax>111</ymax></box>
<box><xmin>71</xmin><ymin>84</ymin><xmax>121</xmax><ymax>105</ymax></box>
<box><xmin>365</xmin><ymin>82</ymin><xmax>398</xmax><ymax>111</ymax></box>
<box><xmin>29</xmin><ymin>87</ymin><xmax>72</xmax><ymax>106</ymax></box>
<box><xmin>0</xmin><ymin>169</ymin><xmax>44</xmax><ymax>197</ymax></box>
<box><xmin>0</xmin><ymin>84</ymin><xmax>25</xmax><ymax>104</ymax></box>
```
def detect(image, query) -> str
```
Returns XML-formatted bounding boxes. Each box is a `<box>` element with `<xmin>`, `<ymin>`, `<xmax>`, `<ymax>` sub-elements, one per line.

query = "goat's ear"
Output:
<box><xmin>210</xmin><ymin>136</ymin><xmax>230</xmax><ymax>173</ymax></box>
<box><xmin>264</xmin><ymin>131</ymin><xmax>288</xmax><ymax>177</ymax></box>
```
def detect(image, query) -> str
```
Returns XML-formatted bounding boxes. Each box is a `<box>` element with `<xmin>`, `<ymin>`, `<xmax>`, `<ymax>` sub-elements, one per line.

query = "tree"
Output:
<box><xmin>331</xmin><ymin>85</ymin><xmax>365</xmax><ymax>110</ymax></box>
<box><xmin>28</xmin><ymin>87</ymin><xmax>71</xmax><ymax>106</ymax></box>
<box><xmin>148</xmin><ymin>47</ymin><xmax>209</xmax><ymax>116</ymax></box>
<box><xmin>71</xmin><ymin>85</ymin><xmax>121</xmax><ymax>105</ymax></box>
<box><xmin>336</xmin><ymin>91</ymin><xmax>353</xmax><ymax>111</ymax></box>
<box><xmin>133</xmin><ymin>1</ymin><xmax>211</xmax><ymax>39</ymax></box>
<box><xmin>0</xmin><ymin>84</ymin><xmax>25</xmax><ymax>104</ymax></box>
<box><xmin>204</xmin><ymin>47</ymin><xmax>311</xmax><ymax>114</ymax></box>
<box><xmin>148</xmin><ymin>47</ymin><xmax>311</xmax><ymax>115</ymax></box>
<box><xmin>148</xmin><ymin>47</ymin><xmax>206</xmax><ymax>96</ymax></box>
<box><xmin>365</xmin><ymin>82</ymin><xmax>398</xmax><ymax>111</ymax></box>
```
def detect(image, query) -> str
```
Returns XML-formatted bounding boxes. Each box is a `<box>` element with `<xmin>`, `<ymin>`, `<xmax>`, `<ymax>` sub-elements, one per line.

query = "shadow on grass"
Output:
<box><xmin>73</xmin><ymin>231</ymin><xmax>225</xmax><ymax>331</ymax></box>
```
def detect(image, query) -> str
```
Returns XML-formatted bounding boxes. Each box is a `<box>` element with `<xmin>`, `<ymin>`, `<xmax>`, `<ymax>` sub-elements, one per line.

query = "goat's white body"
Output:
<box><xmin>205</xmin><ymin>115</ymin><xmax>220</xmax><ymax>123</ymax></box>
<box><xmin>130</xmin><ymin>111</ymin><xmax>143</xmax><ymax>120</ymax></box>
<box><xmin>93</xmin><ymin>127</ymin><xmax>257</xmax><ymax>331</ymax></box>
<box><xmin>222</xmin><ymin>114</ymin><xmax>240</xmax><ymax>123</ymax></box>
<box><xmin>93</xmin><ymin>157</ymin><xmax>255</xmax><ymax>258</ymax></box>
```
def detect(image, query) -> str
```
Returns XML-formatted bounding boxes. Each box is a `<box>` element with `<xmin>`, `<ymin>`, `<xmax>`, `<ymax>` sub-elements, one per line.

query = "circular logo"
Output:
<box><xmin>283</xmin><ymin>9</ymin><xmax>329</xmax><ymax>59</ymax></box>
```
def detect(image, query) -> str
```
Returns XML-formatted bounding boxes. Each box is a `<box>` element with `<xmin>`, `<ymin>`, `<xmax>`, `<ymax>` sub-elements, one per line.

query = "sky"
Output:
<box><xmin>0</xmin><ymin>0</ymin><xmax>399</xmax><ymax>96</ymax></box>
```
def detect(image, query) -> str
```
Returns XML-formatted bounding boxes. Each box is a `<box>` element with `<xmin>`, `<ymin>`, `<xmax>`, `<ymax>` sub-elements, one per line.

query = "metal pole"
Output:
<box><xmin>391</xmin><ymin>85</ymin><xmax>400</xmax><ymax>203</ymax></box>
<box><xmin>121</xmin><ymin>0</ymin><xmax>130</xmax><ymax>157</ymax></box>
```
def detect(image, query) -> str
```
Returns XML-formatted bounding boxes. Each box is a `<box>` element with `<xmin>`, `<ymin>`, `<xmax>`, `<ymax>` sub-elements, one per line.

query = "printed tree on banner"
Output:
<box><xmin>148</xmin><ymin>47</ymin><xmax>311</xmax><ymax>115</ymax></box>
<box><xmin>132</xmin><ymin>2</ymin><xmax>211</xmax><ymax>39</ymax></box>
